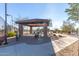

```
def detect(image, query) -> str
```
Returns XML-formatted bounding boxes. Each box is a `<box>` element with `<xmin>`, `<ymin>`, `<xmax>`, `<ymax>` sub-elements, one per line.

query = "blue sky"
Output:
<box><xmin>0</xmin><ymin>3</ymin><xmax>69</xmax><ymax>29</ymax></box>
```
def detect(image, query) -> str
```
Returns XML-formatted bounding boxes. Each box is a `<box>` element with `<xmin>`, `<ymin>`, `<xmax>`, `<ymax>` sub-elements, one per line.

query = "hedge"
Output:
<box><xmin>7</xmin><ymin>32</ymin><xmax>16</xmax><ymax>37</ymax></box>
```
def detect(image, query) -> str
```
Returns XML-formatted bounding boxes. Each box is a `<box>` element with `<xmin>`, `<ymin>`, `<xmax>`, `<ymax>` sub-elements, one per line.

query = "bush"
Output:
<box><xmin>7</xmin><ymin>32</ymin><xmax>16</xmax><ymax>37</ymax></box>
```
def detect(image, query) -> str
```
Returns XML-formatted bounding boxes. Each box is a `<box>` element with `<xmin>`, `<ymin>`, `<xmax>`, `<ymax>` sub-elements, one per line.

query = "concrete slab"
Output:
<box><xmin>0</xmin><ymin>36</ymin><xmax>55</xmax><ymax>56</ymax></box>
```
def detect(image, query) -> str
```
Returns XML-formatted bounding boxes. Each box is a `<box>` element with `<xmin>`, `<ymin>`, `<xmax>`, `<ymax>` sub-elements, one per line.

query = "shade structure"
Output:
<box><xmin>15</xmin><ymin>19</ymin><xmax>50</xmax><ymax>26</ymax></box>
<box><xmin>15</xmin><ymin>19</ymin><xmax>50</xmax><ymax>36</ymax></box>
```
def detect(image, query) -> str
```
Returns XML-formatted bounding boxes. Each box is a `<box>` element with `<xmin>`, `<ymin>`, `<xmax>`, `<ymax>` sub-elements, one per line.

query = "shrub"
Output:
<box><xmin>7</xmin><ymin>32</ymin><xmax>16</xmax><ymax>37</ymax></box>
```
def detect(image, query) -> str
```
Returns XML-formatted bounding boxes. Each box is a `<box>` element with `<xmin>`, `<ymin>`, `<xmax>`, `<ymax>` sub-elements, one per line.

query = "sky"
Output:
<box><xmin>0</xmin><ymin>3</ymin><xmax>69</xmax><ymax>29</ymax></box>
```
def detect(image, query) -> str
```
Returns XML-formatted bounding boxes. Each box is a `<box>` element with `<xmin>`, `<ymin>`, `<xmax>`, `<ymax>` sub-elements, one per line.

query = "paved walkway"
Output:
<box><xmin>51</xmin><ymin>34</ymin><xmax>79</xmax><ymax>53</ymax></box>
<box><xmin>0</xmin><ymin>36</ymin><xmax>55</xmax><ymax>56</ymax></box>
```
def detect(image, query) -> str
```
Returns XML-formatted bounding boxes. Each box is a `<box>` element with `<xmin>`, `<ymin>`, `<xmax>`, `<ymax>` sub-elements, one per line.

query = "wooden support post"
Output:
<box><xmin>30</xmin><ymin>26</ymin><xmax>32</xmax><ymax>34</ymax></box>
<box><xmin>44</xmin><ymin>26</ymin><xmax>47</xmax><ymax>37</ymax></box>
<box><xmin>19</xmin><ymin>24</ymin><xmax>23</xmax><ymax>36</ymax></box>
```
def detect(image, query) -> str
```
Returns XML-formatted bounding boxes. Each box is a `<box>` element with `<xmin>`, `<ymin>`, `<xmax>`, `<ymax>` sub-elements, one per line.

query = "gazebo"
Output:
<box><xmin>15</xmin><ymin>19</ymin><xmax>50</xmax><ymax>37</ymax></box>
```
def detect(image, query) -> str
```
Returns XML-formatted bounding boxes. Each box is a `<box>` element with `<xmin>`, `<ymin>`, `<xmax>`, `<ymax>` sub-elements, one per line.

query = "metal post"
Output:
<box><xmin>4</xmin><ymin>3</ymin><xmax>8</xmax><ymax>44</ymax></box>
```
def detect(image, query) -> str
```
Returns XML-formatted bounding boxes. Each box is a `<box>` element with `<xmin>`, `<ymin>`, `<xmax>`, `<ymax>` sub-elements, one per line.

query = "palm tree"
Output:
<box><xmin>65</xmin><ymin>3</ymin><xmax>79</xmax><ymax>35</ymax></box>
<box><xmin>65</xmin><ymin>3</ymin><xmax>79</xmax><ymax>22</ymax></box>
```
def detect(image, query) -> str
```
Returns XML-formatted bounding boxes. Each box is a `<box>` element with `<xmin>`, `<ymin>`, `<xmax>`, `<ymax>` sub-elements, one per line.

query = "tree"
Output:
<box><xmin>61</xmin><ymin>21</ymin><xmax>75</xmax><ymax>34</ymax></box>
<box><xmin>65</xmin><ymin>3</ymin><xmax>79</xmax><ymax>35</ymax></box>
<box><xmin>65</xmin><ymin>3</ymin><xmax>79</xmax><ymax>22</ymax></box>
<box><xmin>53</xmin><ymin>29</ymin><xmax>60</xmax><ymax>33</ymax></box>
